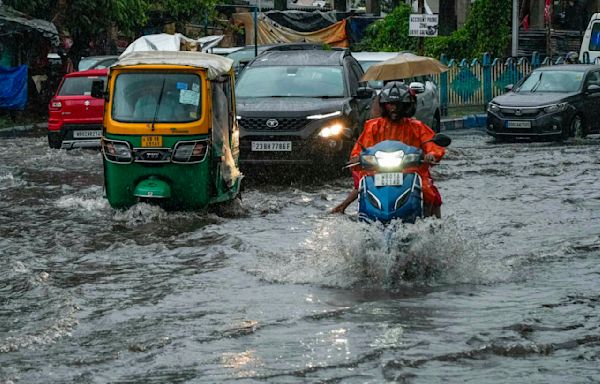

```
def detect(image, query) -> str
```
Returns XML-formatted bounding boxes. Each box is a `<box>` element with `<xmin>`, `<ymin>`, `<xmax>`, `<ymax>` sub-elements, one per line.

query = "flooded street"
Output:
<box><xmin>1</xmin><ymin>127</ymin><xmax>599</xmax><ymax>383</ymax></box>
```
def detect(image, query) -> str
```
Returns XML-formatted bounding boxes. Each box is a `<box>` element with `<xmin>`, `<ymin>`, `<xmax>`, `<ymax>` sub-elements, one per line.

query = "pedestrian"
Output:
<box><xmin>330</xmin><ymin>81</ymin><xmax>445</xmax><ymax>218</ymax></box>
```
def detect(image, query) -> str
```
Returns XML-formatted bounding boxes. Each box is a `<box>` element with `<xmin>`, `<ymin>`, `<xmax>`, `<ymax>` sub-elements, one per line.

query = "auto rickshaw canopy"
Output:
<box><xmin>114</xmin><ymin>51</ymin><xmax>234</xmax><ymax>80</ymax></box>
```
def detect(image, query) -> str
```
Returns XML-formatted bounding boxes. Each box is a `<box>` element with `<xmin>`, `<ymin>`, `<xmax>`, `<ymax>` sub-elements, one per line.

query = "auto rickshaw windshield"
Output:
<box><xmin>111</xmin><ymin>72</ymin><xmax>202</xmax><ymax>123</ymax></box>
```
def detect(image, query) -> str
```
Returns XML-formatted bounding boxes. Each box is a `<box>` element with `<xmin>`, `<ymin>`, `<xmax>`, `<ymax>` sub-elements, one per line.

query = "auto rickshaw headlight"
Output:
<box><xmin>102</xmin><ymin>139</ymin><xmax>132</xmax><ymax>163</ymax></box>
<box><xmin>172</xmin><ymin>140</ymin><xmax>208</xmax><ymax>163</ymax></box>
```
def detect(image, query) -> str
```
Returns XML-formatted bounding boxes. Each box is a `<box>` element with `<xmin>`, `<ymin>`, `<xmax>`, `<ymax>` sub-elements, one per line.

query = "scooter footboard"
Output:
<box><xmin>358</xmin><ymin>173</ymin><xmax>423</xmax><ymax>223</ymax></box>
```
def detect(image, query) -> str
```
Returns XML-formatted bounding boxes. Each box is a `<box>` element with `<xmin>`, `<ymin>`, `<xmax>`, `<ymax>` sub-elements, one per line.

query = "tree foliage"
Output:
<box><xmin>428</xmin><ymin>0</ymin><xmax>512</xmax><ymax>59</ymax></box>
<box><xmin>357</xmin><ymin>0</ymin><xmax>513</xmax><ymax>60</ymax></box>
<box><xmin>3</xmin><ymin>0</ymin><xmax>220</xmax><ymax>63</ymax></box>
<box><xmin>354</xmin><ymin>3</ymin><xmax>418</xmax><ymax>52</ymax></box>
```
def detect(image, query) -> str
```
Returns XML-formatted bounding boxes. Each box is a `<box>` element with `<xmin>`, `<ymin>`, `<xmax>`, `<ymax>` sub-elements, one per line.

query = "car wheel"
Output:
<box><xmin>48</xmin><ymin>134</ymin><xmax>62</xmax><ymax>149</ymax></box>
<box><xmin>570</xmin><ymin>114</ymin><xmax>586</xmax><ymax>138</ymax></box>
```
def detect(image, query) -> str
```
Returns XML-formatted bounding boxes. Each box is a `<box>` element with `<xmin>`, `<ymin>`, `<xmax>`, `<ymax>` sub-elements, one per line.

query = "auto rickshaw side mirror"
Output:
<box><xmin>91</xmin><ymin>80</ymin><xmax>106</xmax><ymax>100</ymax></box>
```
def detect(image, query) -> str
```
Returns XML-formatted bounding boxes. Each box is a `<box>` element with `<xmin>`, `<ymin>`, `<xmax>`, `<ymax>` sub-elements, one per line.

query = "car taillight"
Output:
<box><xmin>50</xmin><ymin>100</ymin><xmax>62</xmax><ymax>109</ymax></box>
<box><xmin>172</xmin><ymin>140</ymin><xmax>208</xmax><ymax>163</ymax></box>
<box><xmin>102</xmin><ymin>139</ymin><xmax>132</xmax><ymax>163</ymax></box>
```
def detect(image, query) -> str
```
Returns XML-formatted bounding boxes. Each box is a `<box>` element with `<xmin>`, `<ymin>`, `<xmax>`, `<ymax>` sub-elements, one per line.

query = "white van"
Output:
<box><xmin>580</xmin><ymin>13</ymin><xmax>600</xmax><ymax>63</ymax></box>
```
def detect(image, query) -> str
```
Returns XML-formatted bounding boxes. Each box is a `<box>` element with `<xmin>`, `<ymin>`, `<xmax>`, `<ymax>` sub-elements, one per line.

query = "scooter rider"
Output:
<box><xmin>331</xmin><ymin>81</ymin><xmax>446</xmax><ymax>217</ymax></box>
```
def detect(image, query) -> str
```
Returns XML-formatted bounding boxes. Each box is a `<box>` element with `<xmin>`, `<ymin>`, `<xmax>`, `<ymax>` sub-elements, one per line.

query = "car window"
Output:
<box><xmin>58</xmin><ymin>76</ymin><xmax>106</xmax><ymax>96</ymax></box>
<box><xmin>589</xmin><ymin>22</ymin><xmax>600</xmax><ymax>51</ymax></box>
<box><xmin>347</xmin><ymin>62</ymin><xmax>361</xmax><ymax>95</ymax></box>
<box><xmin>236</xmin><ymin>66</ymin><xmax>344</xmax><ymax>98</ymax></box>
<box><xmin>516</xmin><ymin>70</ymin><xmax>585</xmax><ymax>93</ymax></box>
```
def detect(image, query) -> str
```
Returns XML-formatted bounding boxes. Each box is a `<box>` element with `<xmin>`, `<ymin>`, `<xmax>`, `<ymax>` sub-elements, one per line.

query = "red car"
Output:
<box><xmin>47</xmin><ymin>69</ymin><xmax>107</xmax><ymax>149</ymax></box>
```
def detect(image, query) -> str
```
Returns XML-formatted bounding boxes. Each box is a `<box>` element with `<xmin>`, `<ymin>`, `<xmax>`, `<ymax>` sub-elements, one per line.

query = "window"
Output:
<box><xmin>236</xmin><ymin>66</ymin><xmax>344</xmax><ymax>98</ymax></box>
<box><xmin>58</xmin><ymin>76</ymin><xmax>106</xmax><ymax>96</ymax></box>
<box><xmin>589</xmin><ymin>23</ymin><xmax>600</xmax><ymax>51</ymax></box>
<box><xmin>111</xmin><ymin>73</ymin><xmax>202</xmax><ymax>123</ymax></box>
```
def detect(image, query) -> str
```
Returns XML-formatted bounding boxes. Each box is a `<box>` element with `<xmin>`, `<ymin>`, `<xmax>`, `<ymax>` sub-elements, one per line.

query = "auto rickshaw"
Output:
<box><xmin>92</xmin><ymin>51</ymin><xmax>242</xmax><ymax>210</ymax></box>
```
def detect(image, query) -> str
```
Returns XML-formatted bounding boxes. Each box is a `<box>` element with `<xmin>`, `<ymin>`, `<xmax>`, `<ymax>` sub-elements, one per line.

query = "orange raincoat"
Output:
<box><xmin>351</xmin><ymin>117</ymin><xmax>445</xmax><ymax>206</ymax></box>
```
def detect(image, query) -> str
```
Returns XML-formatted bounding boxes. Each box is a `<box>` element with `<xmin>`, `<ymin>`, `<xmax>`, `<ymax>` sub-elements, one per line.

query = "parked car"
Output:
<box><xmin>47</xmin><ymin>69</ymin><xmax>107</xmax><ymax>149</ymax></box>
<box><xmin>235</xmin><ymin>49</ymin><xmax>375</xmax><ymax>170</ymax></box>
<box><xmin>226</xmin><ymin>43</ymin><xmax>326</xmax><ymax>75</ymax></box>
<box><xmin>78</xmin><ymin>55</ymin><xmax>118</xmax><ymax>71</ymax></box>
<box><xmin>207</xmin><ymin>47</ymin><xmax>244</xmax><ymax>56</ymax></box>
<box><xmin>352</xmin><ymin>51</ymin><xmax>442</xmax><ymax>132</ymax></box>
<box><xmin>486</xmin><ymin>64</ymin><xmax>600</xmax><ymax>141</ymax></box>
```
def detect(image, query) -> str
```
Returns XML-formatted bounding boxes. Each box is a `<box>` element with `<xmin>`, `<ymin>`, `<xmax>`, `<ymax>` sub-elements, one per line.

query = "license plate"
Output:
<box><xmin>506</xmin><ymin>120</ymin><xmax>531</xmax><ymax>128</ymax></box>
<box><xmin>73</xmin><ymin>130</ymin><xmax>101</xmax><ymax>138</ymax></box>
<box><xmin>374</xmin><ymin>172</ymin><xmax>403</xmax><ymax>186</ymax></box>
<box><xmin>251</xmin><ymin>141</ymin><xmax>292</xmax><ymax>151</ymax></box>
<box><xmin>141</xmin><ymin>136</ymin><xmax>163</xmax><ymax>147</ymax></box>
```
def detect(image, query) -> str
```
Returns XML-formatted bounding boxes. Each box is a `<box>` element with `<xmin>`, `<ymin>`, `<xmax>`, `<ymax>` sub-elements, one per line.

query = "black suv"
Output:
<box><xmin>235</xmin><ymin>50</ymin><xmax>374</xmax><ymax>169</ymax></box>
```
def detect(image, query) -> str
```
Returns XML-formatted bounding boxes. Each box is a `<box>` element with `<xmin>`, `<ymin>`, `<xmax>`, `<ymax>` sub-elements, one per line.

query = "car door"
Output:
<box><xmin>582</xmin><ymin>69</ymin><xmax>600</xmax><ymax>132</ymax></box>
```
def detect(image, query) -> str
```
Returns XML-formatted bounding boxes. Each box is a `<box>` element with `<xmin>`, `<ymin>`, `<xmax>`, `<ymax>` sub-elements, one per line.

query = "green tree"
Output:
<box><xmin>358</xmin><ymin>0</ymin><xmax>512</xmax><ymax>60</ymax></box>
<box><xmin>4</xmin><ymin>0</ymin><xmax>220</xmax><ymax>66</ymax></box>
<box><xmin>354</xmin><ymin>3</ymin><xmax>418</xmax><ymax>52</ymax></box>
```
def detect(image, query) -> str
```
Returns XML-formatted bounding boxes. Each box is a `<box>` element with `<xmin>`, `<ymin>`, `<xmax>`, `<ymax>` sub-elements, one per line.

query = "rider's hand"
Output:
<box><xmin>423</xmin><ymin>152</ymin><xmax>437</xmax><ymax>164</ymax></box>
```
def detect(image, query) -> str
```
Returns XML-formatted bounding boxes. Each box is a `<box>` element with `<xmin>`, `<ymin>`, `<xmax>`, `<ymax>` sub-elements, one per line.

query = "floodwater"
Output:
<box><xmin>0</xmin><ymin>127</ymin><xmax>598</xmax><ymax>383</ymax></box>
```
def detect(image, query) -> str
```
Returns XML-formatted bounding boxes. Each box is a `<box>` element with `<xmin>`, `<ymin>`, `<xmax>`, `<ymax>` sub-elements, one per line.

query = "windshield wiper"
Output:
<box><xmin>530</xmin><ymin>72</ymin><xmax>543</xmax><ymax>93</ymax></box>
<box><xmin>151</xmin><ymin>78</ymin><xmax>166</xmax><ymax>131</ymax></box>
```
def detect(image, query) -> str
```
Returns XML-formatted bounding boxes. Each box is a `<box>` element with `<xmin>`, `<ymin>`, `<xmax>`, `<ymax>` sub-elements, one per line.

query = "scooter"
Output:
<box><xmin>348</xmin><ymin>134</ymin><xmax>451</xmax><ymax>224</ymax></box>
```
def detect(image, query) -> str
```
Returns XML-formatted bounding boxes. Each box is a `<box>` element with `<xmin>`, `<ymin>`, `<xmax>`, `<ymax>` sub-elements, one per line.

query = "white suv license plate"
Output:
<box><xmin>73</xmin><ymin>130</ymin><xmax>102</xmax><ymax>138</ymax></box>
<box><xmin>251</xmin><ymin>141</ymin><xmax>292</xmax><ymax>151</ymax></box>
<box><xmin>506</xmin><ymin>120</ymin><xmax>531</xmax><ymax>128</ymax></box>
<box><xmin>374</xmin><ymin>172</ymin><xmax>403</xmax><ymax>187</ymax></box>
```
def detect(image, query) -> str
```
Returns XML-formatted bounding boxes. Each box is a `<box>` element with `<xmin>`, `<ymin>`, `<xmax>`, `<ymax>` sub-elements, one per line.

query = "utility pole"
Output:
<box><xmin>418</xmin><ymin>0</ymin><xmax>424</xmax><ymax>55</ymax></box>
<box><xmin>511</xmin><ymin>0</ymin><xmax>518</xmax><ymax>57</ymax></box>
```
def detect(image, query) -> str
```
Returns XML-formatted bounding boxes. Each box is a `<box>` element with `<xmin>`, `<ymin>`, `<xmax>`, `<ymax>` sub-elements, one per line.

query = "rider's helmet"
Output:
<box><xmin>565</xmin><ymin>51</ymin><xmax>579</xmax><ymax>64</ymax></box>
<box><xmin>378</xmin><ymin>81</ymin><xmax>417</xmax><ymax>120</ymax></box>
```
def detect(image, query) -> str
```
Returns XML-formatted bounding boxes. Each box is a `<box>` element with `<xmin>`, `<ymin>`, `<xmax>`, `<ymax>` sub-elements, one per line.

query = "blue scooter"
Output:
<box><xmin>348</xmin><ymin>134</ymin><xmax>451</xmax><ymax>224</ymax></box>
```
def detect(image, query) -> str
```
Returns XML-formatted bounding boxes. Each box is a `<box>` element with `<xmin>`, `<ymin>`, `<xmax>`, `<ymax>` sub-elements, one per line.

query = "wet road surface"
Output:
<box><xmin>1</xmin><ymin>127</ymin><xmax>599</xmax><ymax>383</ymax></box>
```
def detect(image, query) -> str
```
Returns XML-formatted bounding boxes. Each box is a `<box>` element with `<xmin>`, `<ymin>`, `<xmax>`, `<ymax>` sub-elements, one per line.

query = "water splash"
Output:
<box><xmin>0</xmin><ymin>172</ymin><xmax>25</xmax><ymax>190</ymax></box>
<box><xmin>250</xmin><ymin>215</ymin><xmax>485</xmax><ymax>290</ymax></box>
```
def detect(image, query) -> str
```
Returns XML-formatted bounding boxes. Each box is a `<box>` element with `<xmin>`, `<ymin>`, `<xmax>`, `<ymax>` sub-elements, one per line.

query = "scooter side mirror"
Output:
<box><xmin>431</xmin><ymin>133</ymin><xmax>451</xmax><ymax>147</ymax></box>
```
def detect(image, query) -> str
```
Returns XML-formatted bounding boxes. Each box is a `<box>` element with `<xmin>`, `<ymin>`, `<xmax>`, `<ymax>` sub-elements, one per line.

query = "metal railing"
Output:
<box><xmin>434</xmin><ymin>52</ymin><xmax>562</xmax><ymax>115</ymax></box>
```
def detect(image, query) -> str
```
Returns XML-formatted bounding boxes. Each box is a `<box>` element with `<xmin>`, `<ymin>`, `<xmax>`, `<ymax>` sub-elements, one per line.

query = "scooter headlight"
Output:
<box><xmin>102</xmin><ymin>139</ymin><xmax>132</xmax><ymax>163</ymax></box>
<box><xmin>375</xmin><ymin>150</ymin><xmax>404</xmax><ymax>169</ymax></box>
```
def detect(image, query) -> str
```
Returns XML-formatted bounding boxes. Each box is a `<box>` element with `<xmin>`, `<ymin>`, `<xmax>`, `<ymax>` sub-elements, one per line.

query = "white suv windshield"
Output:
<box><xmin>236</xmin><ymin>66</ymin><xmax>345</xmax><ymax>97</ymax></box>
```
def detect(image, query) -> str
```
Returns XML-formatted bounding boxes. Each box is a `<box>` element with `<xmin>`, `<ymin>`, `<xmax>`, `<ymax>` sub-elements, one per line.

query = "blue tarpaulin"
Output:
<box><xmin>0</xmin><ymin>65</ymin><xmax>28</xmax><ymax>110</ymax></box>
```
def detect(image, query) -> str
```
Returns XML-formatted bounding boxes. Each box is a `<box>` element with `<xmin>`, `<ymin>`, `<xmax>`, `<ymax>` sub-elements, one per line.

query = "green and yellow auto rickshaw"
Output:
<box><xmin>93</xmin><ymin>51</ymin><xmax>242</xmax><ymax>210</ymax></box>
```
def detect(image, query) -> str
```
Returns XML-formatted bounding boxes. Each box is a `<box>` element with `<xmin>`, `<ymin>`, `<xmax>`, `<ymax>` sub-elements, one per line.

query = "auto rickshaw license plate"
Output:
<box><xmin>375</xmin><ymin>173</ymin><xmax>403</xmax><ymax>187</ymax></box>
<box><xmin>141</xmin><ymin>136</ymin><xmax>162</xmax><ymax>147</ymax></box>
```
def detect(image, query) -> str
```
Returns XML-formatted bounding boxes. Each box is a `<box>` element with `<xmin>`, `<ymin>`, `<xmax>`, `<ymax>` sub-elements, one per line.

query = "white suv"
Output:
<box><xmin>352</xmin><ymin>51</ymin><xmax>442</xmax><ymax>132</ymax></box>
